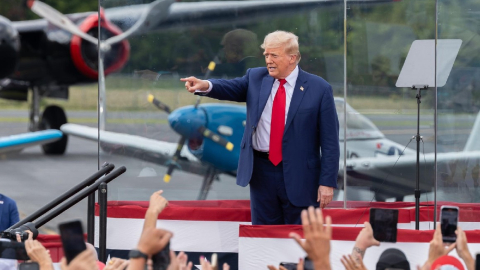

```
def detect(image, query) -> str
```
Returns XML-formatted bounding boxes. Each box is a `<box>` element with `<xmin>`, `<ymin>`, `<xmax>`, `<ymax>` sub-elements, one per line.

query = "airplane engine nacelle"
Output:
<box><xmin>0</xmin><ymin>16</ymin><xmax>20</xmax><ymax>79</ymax></box>
<box><xmin>70</xmin><ymin>11</ymin><xmax>130</xmax><ymax>79</ymax></box>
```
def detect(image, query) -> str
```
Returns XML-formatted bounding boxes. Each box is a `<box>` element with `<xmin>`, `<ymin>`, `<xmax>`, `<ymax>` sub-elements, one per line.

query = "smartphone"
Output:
<box><xmin>475</xmin><ymin>253</ymin><xmax>480</xmax><ymax>270</ymax></box>
<box><xmin>18</xmin><ymin>262</ymin><xmax>40</xmax><ymax>270</ymax></box>
<box><xmin>151</xmin><ymin>242</ymin><xmax>170</xmax><ymax>270</ymax></box>
<box><xmin>58</xmin><ymin>220</ymin><xmax>86</xmax><ymax>264</ymax></box>
<box><xmin>370</xmin><ymin>208</ymin><xmax>398</xmax><ymax>242</ymax></box>
<box><xmin>440</xmin><ymin>206</ymin><xmax>459</xmax><ymax>243</ymax></box>
<box><xmin>304</xmin><ymin>257</ymin><xmax>315</xmax><ymax>270</ymax></box>
<box><xmin>279</xmin><ymin>262</ymin><xmax>297</xmax><ymax>270</ymax></box>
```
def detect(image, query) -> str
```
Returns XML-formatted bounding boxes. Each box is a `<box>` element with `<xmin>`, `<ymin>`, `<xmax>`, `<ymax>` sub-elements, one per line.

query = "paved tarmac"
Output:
<box><xmin>0</xmin><ymin>109</ymin><xmax>476</xmax><ymax>234</ymax></box>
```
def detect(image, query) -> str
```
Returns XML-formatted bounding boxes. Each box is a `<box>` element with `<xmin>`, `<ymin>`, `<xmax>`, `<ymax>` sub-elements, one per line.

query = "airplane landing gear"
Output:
<box><xmin>198</xmin><ymin>166</ymin><xmax>218</xmax><ymax>200</ymax></box>
<box><xmin>39</xmin><ymin>105</ymin><xmax>68</xmax><ymax>155</ymax></box>
<box><xmin>28</xmin><ymin>86</ymin><xmax>69</xmax><ymax>155</ymax></box>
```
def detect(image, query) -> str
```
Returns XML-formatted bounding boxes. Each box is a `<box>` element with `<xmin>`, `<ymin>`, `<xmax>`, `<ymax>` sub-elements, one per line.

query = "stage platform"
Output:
<box><xmin>36</xmin><ymin>200</ymin><xmax>480</xmax><ymax>270</ymax></box>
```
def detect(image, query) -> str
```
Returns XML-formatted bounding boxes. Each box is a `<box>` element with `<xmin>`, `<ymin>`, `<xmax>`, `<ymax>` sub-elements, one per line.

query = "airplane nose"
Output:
<box><xmin>168</xmin><ymin>106</ymin><xmax>207</xmax><ymax>138</ymax></box>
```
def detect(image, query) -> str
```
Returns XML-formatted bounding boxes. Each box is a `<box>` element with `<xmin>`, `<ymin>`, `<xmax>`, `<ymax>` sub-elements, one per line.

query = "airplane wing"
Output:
<box><xmin>12</xmin><ymin>0</ymin><xmax>393</xmax><ymax>34</ymax></box>
<box><xmin>106</xmin><ymin>0</ymin><xmax>394</xmax><ymax>32</ymax></box>
<box><xmin>0</xmin><ymin>130</ymin><xmax>62</xmax><ymax>154</ymax></box>
<box><xmin>60</xmin><ymin>123</ymin><xmax>208</xmax><ymax>176</ymax></box>
<box><xmin>343</xmin><ymin>150</ymin><xmax>480</xmax><ymax>200</ymax></box>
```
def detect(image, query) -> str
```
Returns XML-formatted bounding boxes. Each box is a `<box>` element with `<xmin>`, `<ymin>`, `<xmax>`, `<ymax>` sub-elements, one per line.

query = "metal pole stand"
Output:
<box><xmin>413</xmin><ymin>85</ymin><xmax>428</xmax><ymax>230</ymax></box>
<box><xmin>98</xmin><ymin>182</ymin><xmax>108</xmax><ymax>263</ymax></box>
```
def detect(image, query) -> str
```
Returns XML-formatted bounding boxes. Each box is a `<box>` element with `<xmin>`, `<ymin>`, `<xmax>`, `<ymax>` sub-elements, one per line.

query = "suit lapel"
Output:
<box><xmin>257</xmin><ymin>75</ymin><xmax>275</xmax><ymax>125</ymax></box>
<box><xmin>284</xmin><ymin>68</ymin><xmax>308</xmax><ymax>134</ymax></box>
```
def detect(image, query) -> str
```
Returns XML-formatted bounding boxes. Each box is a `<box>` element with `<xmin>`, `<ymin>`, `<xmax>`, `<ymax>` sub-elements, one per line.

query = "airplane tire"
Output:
<box><xmin>40</xmin><ymin>105</ymin><xmax>68</xmax><ymax>155</ymax></box>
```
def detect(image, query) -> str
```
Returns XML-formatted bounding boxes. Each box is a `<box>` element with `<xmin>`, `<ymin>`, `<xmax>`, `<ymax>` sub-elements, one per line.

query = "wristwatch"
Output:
<box><xmin>129</xmin><ymin>249</ymin><xmax>148</xmax><ymax>260</ymax></box>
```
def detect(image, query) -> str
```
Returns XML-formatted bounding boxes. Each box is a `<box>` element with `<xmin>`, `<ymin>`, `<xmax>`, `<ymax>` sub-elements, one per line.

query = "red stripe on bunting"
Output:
<box><xmin>239</xmin><ymin>225</ymin><xmax>480</xmax><ymax>243</ymax></box>
<box><xmin>95</xmin><ymin>200</ymin><xmax>480</xmax><ymax>223</ymax></box>
<box><xmin>95</xmin><ymin>200</ymin><xmax>251</xmax><ymax>222</ymax></box>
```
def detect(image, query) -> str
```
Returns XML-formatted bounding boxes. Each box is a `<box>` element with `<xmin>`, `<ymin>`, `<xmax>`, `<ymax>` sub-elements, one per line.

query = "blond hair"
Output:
<box><xmin>261</xmin><ymin>30</ymin><xmax>301</xmax><ymax>64</ymax></box>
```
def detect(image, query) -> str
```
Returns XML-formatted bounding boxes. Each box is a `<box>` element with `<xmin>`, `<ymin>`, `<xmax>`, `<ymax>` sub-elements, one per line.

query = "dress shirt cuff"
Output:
<box><xmin>194</xmin><ymin>80</ymin><xmax>212</xmax><ymax>94</ymax></box>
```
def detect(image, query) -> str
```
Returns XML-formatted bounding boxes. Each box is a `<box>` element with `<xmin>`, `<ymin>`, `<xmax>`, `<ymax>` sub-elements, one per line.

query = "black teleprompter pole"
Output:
<box><xmin>98</xmin><ymin>182</ymin><xmax>108</xmax><ymax>263</ymax></box>
<box><xmin>413</xmin><ymin>85</ymin><xmax>427</xmax><ymax>230</ymax></box>
<box><xmin>88</xmin><ymin>162</ymin><xmax>111</xmax><ymax>244</ymax></box>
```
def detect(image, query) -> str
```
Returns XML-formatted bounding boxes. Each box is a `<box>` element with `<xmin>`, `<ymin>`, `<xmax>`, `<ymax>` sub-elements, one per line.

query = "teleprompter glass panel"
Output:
<box><xmin>344</xmin><ymin>0</ymin><xmax>436</xmax><ymax>213</ymax></box>
<box><xmin>97</xmin><ymin>0</ymin><xmax>345</xmax><ymax>204</ymax></box>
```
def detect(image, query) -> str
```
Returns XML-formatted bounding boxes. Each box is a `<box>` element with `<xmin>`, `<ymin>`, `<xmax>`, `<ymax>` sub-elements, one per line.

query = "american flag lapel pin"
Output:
<box><xmin>300</xmin><ymin>86</ymin><xmax>304</xmax><ymax>91</ymax></box>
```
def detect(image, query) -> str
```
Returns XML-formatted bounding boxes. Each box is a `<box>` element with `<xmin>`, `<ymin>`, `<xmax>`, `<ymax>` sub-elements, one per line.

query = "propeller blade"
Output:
<box><xmin>27</xmin><ymin>0</ymin><xmax>98</xmax><ymax>45</ymax></box>
<box><xmin>104</xmin><ymin>0</ymin><xmax>174</xmax><ymax>46</ymax></box>
<box><xmin>163</xmin><ymin>136</ymin><xmax>186</xmax><ymax>183</ymax></box>
<box><xmin>198</xmin><ymin>126</ymin><xmax>233</xmax><ymax>151</ymax></box>
<box><xmin>148</xmin><ymin>94</ymin><xmax>171</xmax><ymax>114</ymax></box>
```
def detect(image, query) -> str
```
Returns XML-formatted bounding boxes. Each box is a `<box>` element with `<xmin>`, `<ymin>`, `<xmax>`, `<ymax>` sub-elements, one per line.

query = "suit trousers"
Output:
<box><xmin>249</xmin><ymin>151</ymin><xmax>304</xmax><ymax>225</ymax></box>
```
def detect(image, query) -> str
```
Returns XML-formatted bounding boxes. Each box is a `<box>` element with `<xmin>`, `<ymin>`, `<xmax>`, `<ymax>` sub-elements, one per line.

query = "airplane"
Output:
<box><xmin>61</xmin><ymin>96</ymin><xmax>416</xmax><ymax>200</ymax></box>
<box><xmin>0</xmin><ymin>130</ymin><xmax>62</xmax><ymax>155</ymax></box>
<box><xmin>0</xmin><ymin>0</ymin><xmax>397</xmax><ymax>156</ymax></box>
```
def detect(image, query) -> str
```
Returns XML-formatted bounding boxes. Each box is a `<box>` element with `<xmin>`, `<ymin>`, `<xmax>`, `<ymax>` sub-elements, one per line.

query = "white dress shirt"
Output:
<box><xmin>253</xmin><ymin>66</ymin><xmax>298</xmax><ymax>152</ymax></box>
<box><xmin>201</xmin><ymin>66</ymin><xmax>299</xmax><ymax>152</ymax></box>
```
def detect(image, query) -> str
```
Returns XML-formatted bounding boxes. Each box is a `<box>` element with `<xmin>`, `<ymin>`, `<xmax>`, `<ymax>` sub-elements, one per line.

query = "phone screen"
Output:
<box><xmin>441</xmin><ymin>206</ymin><xmax>458</xmax><ymax>243</ymax></box>
<box><xmin>475</xmin><ymin>253</ymin><xmax>480</xmax><ymax>270</ymax></box>
<box><xmin>18</xmin><ymin>262</ymin><xmax>40</xmax><ymax>270</ymax></box>
<box><xmin>58</xmin><ymin>220</ymin><xmax>86</xmax><ymax>264</ymax></box>
<box><xmin>279</xmin><ymin>262</ymin><xmax>298</xmax><ymax>270</ymax></box>
<box><xmin>370</xmin><ymin>208</ymin><xmax>398</xmax><ymax>242</ymax></box>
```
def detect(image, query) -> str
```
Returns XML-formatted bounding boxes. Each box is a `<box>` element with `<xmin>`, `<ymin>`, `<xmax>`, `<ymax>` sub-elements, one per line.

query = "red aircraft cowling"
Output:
<box><xmin>70</xmin><ymin>10</ymin><xmax>130</xmax><ymax>80</ymax></box>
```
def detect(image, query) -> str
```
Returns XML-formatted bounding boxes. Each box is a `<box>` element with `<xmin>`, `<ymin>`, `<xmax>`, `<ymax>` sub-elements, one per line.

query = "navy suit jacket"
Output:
<box><xmin>0</xmin><ymin>194</ymin><xmax>19</xmax><ymax>232</ymax></box>
<box><xmin>206</xmin><ymin>67</ymin><xmax>340</xmax><ymax>207</ymax></box>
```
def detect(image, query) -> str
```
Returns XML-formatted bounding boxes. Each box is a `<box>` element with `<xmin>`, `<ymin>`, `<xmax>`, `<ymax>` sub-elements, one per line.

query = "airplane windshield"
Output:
<box><xmin>335</xmin><ymin>99</ymin><xmax>379</xmax><ymax>131</ymax></box>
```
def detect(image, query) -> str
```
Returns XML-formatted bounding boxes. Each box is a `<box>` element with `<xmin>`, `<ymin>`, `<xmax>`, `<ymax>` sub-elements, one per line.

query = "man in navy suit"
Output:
<box><xmin>0</xmin><ymin>194</ymin><xmax>19</xmax><ymax>231</ymax></box>
<box><xmin>181</xmin><ymin>31</ymin><xmax>339</xmax><ymax>225</ymax></box>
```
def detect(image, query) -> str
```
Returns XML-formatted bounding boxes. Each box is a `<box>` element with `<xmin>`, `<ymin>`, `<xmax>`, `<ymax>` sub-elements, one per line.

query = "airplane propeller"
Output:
<box><xmin>27</xmin><ymin>0</ymin><xmax>174</xmax><ymax>51</ymax></box>
<box><xmin>148</xmin><ymin>93</ymin><xmax>234</xmax><ymax>183</ymax></box>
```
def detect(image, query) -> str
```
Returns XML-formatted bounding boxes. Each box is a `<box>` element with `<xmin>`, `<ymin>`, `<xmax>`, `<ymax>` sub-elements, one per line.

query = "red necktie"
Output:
<box><xmin>269</xmin><ymin>79</ymin><xmax>287</xmax><ymax>166</ymax></box>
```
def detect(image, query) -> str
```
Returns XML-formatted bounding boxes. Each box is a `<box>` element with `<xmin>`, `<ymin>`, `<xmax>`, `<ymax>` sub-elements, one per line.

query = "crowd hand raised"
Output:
<box><xmin>148</xmin><ymin>190</ymin><xmax>169</xmax><ymax>214</ymax></box>
<box><xmin>341</xmin><ymin>254</ymin><xmax>368</xmax><ymax>270</ymax></box>
<box><xmin>60</xmin><ymin>249</ymin><xmax>97</xmax><ymax>270</ymax></box>
<box><xmin>137</xmin><ymin>227</ymin><xmax>172</xmax><ymax>257</ymax></box>
<box><xmin>289</xmin><ymin>207</ymin><xmax>332</xmax><ymax>270</ymax></box>
<box><xmin>317</xmin><ymin>185</ymin><xmax>333</xmax><ymax>209</ymax></box>
<box><xmin>422</xmin><ymin>224</ymin><xmax>456</xmax><ymax>269</ymax></box>
<box><xmin>267</xmin><ymin>258</ymin><xmax>304</xmax><ymax>270</ymax></box>
<box><xmin>180</xmin><ymin>77</ymin><xmax>209</xmax><ymax>93</ymax></box>
<box><xmin>105</xmin><ymin>258</ymin><xmax>130</xmax><ymax>270</ymax></box>
<box><xmin>24</xmin><ymin>239</ymin><xmax>53</xmax><ymax>270</ymax></box>
<box><xmin>456</xmin><ymin>227</ymin><xmax>475</xmax><ymax>270</ymax></box>
<box><xmin>172</xmin><ymin>251</ymin><xmax>193</xmax><ymax>270</ymax></box>
<box><xmin>352</xmin><ymin>222</ymin><xmax>380</xmax><ymax>260</ymax></box>
<box><xmin>16</xmin><ymin>230</ymin><xmax>34</xmax><ymax>242</ymax></box>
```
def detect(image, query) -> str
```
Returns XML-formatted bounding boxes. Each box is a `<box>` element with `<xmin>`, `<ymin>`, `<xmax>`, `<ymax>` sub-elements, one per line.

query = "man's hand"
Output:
<box><xmin>352</xmin><ymin>222</ymin><xmax>380</xmax><ymax>260</ymax></box>
<box><xmin>289</xmin><ymin>207</ymin><xmax>332</xmax><ymax>270</ymax></box>
<box><xmin>148</xmin><ymin>190</ymin><xmax>169</xmax><ymax>215</ymax></box>
<box><xmin>137</xmin><ymin>227</ymin><xmax>172</xmax><ymax>257</ymax></box>
<box><xmin>24</xmin><ymin>239</ymin><xmax>53</xmax><ymax>270</ymax></box>
<box><xmin>180</xmin><ymin>77</ymin><xmax>210</xmax><ymax>93</ymax></box>
<box><xmin>456</xmin><ymin>227</ymin><xmax>475</xmax><ymax>270</ymax></box>
<box><xmin>317</xmin><ymin>185</ymin><xmax>333</xmax><ymax>208</ymax></box>
<box><xmin>59</xmin><ymin>249</ymin><xmax>97</xmax><ymax>270</ymax></box>
<box><xmin>422</xmin><ymin>224</ymin><xmax>456</xmax><ymax>269</ymax></box>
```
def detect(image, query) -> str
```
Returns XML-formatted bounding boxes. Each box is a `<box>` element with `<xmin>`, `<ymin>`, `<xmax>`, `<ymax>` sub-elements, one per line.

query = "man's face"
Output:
<box><xmin>263</xmin><ymin>46</ymin><xmax>296</xmax><ymax>79</ymax></box>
